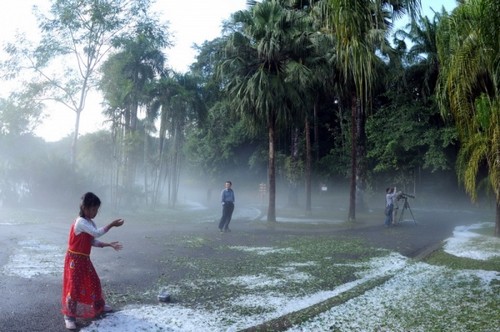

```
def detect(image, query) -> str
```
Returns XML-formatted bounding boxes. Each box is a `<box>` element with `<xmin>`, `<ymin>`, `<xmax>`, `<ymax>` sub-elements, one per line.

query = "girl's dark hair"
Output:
<box><xmin>79</xmin><ymin>192</ymin><xmax>101</xmax><ymax>217</ymax></box>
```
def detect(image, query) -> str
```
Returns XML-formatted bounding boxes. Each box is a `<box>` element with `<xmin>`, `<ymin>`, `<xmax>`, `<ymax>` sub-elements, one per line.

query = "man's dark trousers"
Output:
<box><xmin>219</xmin><ymin>202</ymin><xmax>234</xmax><ymax>230</ymax></box>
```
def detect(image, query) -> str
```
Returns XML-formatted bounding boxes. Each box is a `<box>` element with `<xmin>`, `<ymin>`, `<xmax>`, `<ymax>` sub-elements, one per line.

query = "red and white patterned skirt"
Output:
<box><xmin>61</xmin><ymin>251</ymin><xmax>105</xmax><ymax>318</ymax></box>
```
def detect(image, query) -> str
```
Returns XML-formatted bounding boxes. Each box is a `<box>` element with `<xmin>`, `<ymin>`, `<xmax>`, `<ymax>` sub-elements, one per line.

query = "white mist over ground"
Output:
<box><xmin>2</xmin><ymin>219</ymin><xmax>498</xmax><ymax>331</ymax></box>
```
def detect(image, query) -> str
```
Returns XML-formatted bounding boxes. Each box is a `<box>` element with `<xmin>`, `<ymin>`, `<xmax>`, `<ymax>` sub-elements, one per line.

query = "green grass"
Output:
<box><xmin>424</xmin><ymin>224</ymin><xmax>500</xmax><ymax>271</ymax></box>
<box><xmin>424</xmin><ymin>249</ymin><xmax>500</xmax><ymax>271</ymax></box>
<box><xmin>147</xmin><ymin>227</ymin><xmax>499</xmax><ymax>331</ymax></box>
<box><xmin>155</xmin><ymin>234</ymin><xmax>388</xmax><ymax>311</ymax></box>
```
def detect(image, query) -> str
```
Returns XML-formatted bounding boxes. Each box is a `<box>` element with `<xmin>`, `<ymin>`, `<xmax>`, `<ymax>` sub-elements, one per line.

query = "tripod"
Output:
<box><xmin>396</xmin><ymin>196</ymin><xmax>416</xmax><ymax>225</ymax></box>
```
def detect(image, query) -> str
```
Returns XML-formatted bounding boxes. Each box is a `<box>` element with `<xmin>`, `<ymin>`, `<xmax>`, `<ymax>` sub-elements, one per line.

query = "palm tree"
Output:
<box><xmin>436</xmin><ymin>0</ymin><xmax>500</xmax><ymax>236</ymax></box>
<box><xmin>320</xmin><ymin>0</ymin><xmax>421</xmax><ymax>221</ymax></box>
<box><xmin>221</xmin><ymin>0</ymin><xmax>311</xmax><ymax>221</ymax></box>
<box><xmin>304</xmin><ymin>41</ymin><xmax>338</xmax><ymax>214</ymax></box>
<box><xmin>288</xmin><ymin>0</ymin><xmax>339</xmax><ymax>214</ymax></box>
<box><xmin>99</xmin><ymin>25</ymin><xmax>167</xmax><ymax>206</ymax></box>
<box><xmin>147</xmin><ymin>72</ymin><xmax>205</xmax><ymax>207</ymax></box>
<box><xmin>394</xmin><ymin>11</ymin><xmax>442</xmax><ymax>98</ymax></box>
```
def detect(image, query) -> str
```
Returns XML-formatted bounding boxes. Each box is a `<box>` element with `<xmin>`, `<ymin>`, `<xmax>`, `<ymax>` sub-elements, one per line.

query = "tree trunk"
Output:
<box><xmin>305</xmin><ymin>117</ymin><xmax>312</xmax><ymax>214</ymax></box>
<box><xmin>169</xmin><ymin>125</ymin><xmax>182</xmax><ymax>208</ymax></box>
<box><xmin>128</xmin><ymin>102</ymin><xmax>139</xmax><ymax>191</ymax></box>
<box><xmin>152</xmin><ymin>109</ymin><xmax>169</xmax><ymax>208</ymax></box>
<box><xmin>71</xmin><ymin>109</ymin><xmax>81</xmax><ymax>166</ymax></box>
<box><xmin>356</xmin><ymin>102</ymin><xmax>368</xmax><ymax>212</ymax></box>
<box><xmin>123</xmin><ymin>107</ymin><xmax>132</xmax><ymax>193</ymax></box>
<box><xmin>348</xmin><ymin>97</ymin><xmax>357</xmax><ymax>222</ymax></box>
<box><xmin>71</xmin><ymin>75</ymin><xmax>89</xmax><ymax>166</ymax></box>
<box><xmin>496</xmin><ymin>199</ymin><xmax>499</xmax><ymax>237</ymax></box>
<box><xmin>267</xmin><ymin>122</ymin><xmax>276</xmax><ymax>222</ymax></box>
<box><xmin>110</xmin><ymin>126</ymin><xmax>121</xmax><ymax>210</ymax></box>
<box><xmin>287</xmin><ymin>128</ymin><xmax>299</xmax><ymax>207</ymax></box>
<box><xmin>169</xmin><ymin>152</ymin><xmax>178</xmax><ymax>207</ymax></box>
<box><xmin>313</xmin><ymin>101</ymin><xmax>319</xmax><ymax>162</ymax></box>
<box><xmin>143</xmin><ymin>130</ymin><xmax>150</xmax><ymax>207</ymax></box>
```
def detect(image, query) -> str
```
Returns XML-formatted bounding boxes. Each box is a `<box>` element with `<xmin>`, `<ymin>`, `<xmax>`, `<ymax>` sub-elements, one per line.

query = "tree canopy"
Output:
<box><xmin>1</xmin><ymin>0</ymin><xmax>497</xmax><ymax>235</ymax></box>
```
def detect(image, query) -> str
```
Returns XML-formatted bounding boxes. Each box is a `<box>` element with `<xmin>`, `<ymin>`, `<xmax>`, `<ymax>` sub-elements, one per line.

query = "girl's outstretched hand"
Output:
<box><xmin>110</xmin><ymin>241</ymin><xmax>123</xmax><ymax>251</ymax></box>
<box><xmin>112</xmin><ymin>219</ymin><xmax>125</xmax><ymax>227</ymax></box>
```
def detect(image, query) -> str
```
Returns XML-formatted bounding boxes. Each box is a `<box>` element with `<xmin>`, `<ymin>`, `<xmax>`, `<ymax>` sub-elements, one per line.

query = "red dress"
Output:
<box><xmin>61</xmin><ymin>221</ymin><xmax>105</xmax><ymax>318</ymax></box>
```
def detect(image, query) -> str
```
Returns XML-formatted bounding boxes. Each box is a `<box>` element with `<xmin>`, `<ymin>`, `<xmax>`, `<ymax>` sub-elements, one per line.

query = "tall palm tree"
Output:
<box><xmin>99</xmin><ymin>26</ymin><xmax>167</xmax><ymax>206</ymax></box>
<box><xmin>436</xmin><ymin>0</ymin><xmax>500</xmax><ymax>236</ymax></box>
<box><xmin>320</xmin><ymin>0</ymin><xmax>421</xmax><ymax>221</ymax></box>
<box><xmin>289</xmin><ymin>0</ymin><xmax>339</xmax><ymax>214</ymax></box>
<box><xmin>221</xmin><ymin>0</ymin><xmax>311</xmax><ymax>221</ymax></box>
<box><xmin>147</xmin><ymin>72</ymin><xmax>205</xmax><ymax>207</ymax></box>
<box><xmin>394</xmin><ymin>11</ymin><xmax>442</xmax><ymax>98</ymax></box>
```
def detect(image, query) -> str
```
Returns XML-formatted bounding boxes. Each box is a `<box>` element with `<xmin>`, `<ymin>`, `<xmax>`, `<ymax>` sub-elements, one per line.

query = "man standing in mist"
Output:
<box><xmin>384</xmin><ymin>187</ymin><xmax>400</xmax><ymax>227</ymax></box>
<box><xmin>218</xmin><ymin>181</ymin><xmax>235</xmax><ymax>233</ymax></box>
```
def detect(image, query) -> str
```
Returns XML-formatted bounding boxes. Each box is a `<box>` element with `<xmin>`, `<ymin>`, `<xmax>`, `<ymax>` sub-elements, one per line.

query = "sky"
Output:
<box><xmin>0</xmin><ymin>0</ymin><xmax>248</xmax><ymax>141</ymax></box>
<box><xmin>0</xmin><ymin>0</ymin><xmax>457</xmax><ymax>142</ymax></box>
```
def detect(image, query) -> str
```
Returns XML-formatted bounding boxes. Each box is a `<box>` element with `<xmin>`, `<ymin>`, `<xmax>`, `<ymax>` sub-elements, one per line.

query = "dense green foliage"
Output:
<box><xmin>436</xmin><ymin>0</ymin><xmax>499</xmax><ymax>235</ymax></box>
<box><xmin>0</xmin><ymin>0</ymin><xmax>497</xmax><ymax>233</ymax></box>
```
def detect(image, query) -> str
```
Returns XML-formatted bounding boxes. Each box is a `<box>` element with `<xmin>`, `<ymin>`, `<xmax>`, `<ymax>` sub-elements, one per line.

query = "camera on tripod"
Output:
<box><xmin>394</xmin><ymin>192</ymin><xmax>417</xmax><ymax>224</ymax></box>
<box><xmin>397</xmin><ymin>192</ymin><xmax>415</xmax><ymax>200</ymax></box>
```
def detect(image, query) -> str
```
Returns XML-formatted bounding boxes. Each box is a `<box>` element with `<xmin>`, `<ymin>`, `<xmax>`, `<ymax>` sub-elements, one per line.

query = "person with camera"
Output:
<box><xmin>384</xmin><ymin>187</ymin><xmax>401</xmax><ymax>227</ymax></box>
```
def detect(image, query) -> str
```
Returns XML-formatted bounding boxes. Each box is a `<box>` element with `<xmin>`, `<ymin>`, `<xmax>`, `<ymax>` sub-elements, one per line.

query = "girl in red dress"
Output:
<box><xmin>61</xmin><ymin>192</ymin><xmax>124</xmax><ymax>330</ymax></box>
